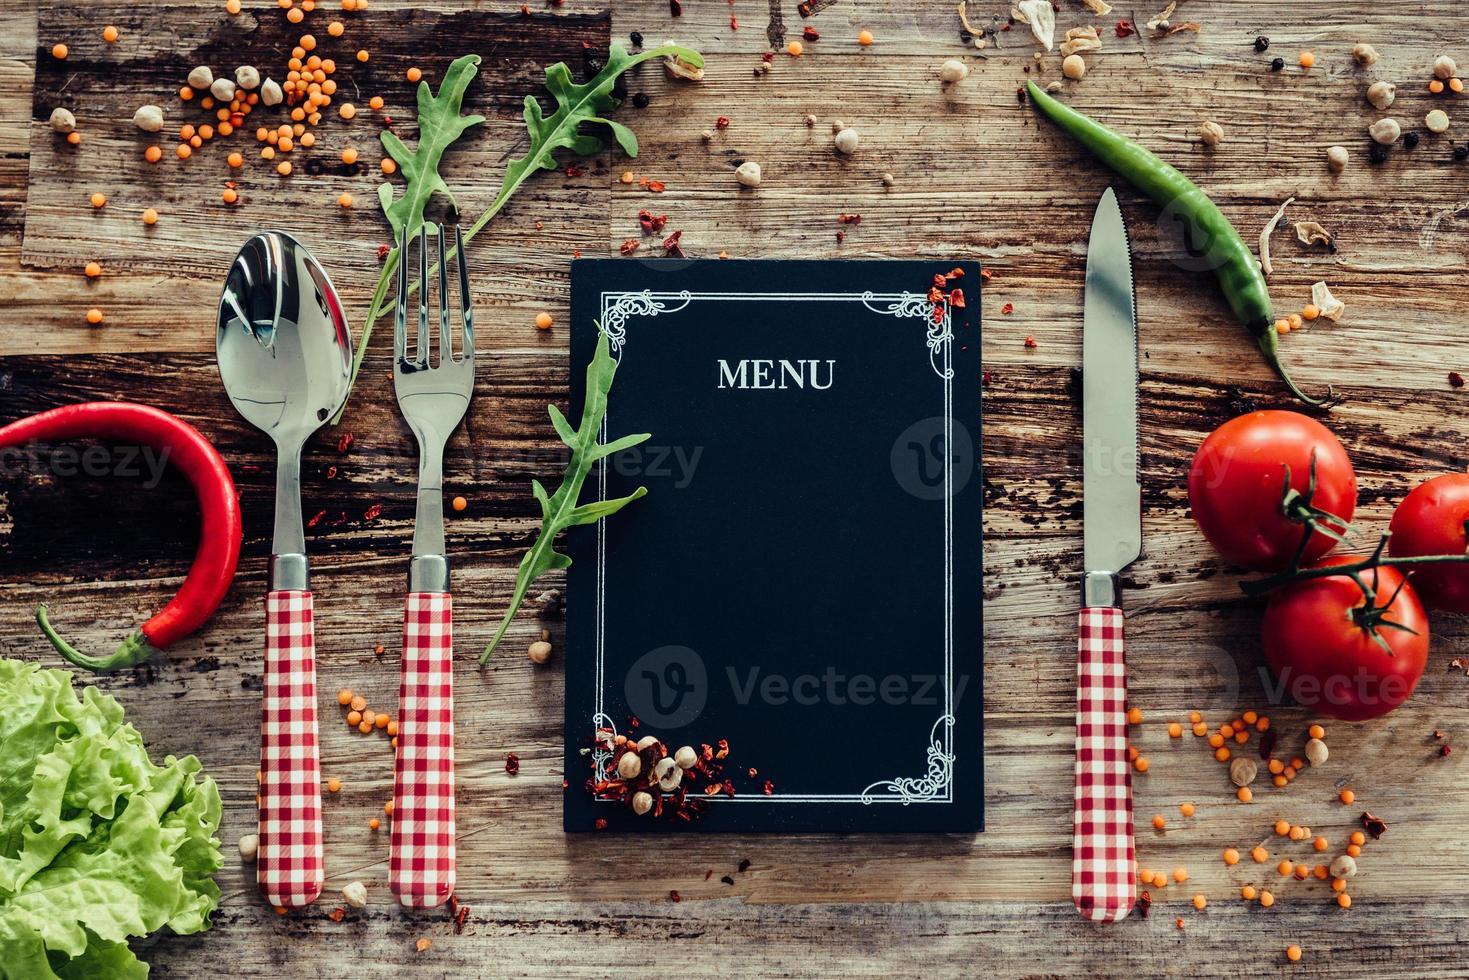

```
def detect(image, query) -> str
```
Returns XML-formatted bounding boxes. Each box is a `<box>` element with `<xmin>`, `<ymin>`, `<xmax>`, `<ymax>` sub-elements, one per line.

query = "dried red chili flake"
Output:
<box><xmin>835</xmin><ymin>231</ymin><xmax>845</xmax><ymax>244</ymax></box>
<box><xmin>1175</xmin><ymin>917</ymin><xmax>1185</xmax><ymax>930</ymax></box>
<box><xmin>381</xmin><ymin>116</ymin><xmax>393</xmax><ymax>128</ymax></box>
<box><xmin>594</xmin><ymin>818</ymin><xmax>608</xmax><ymax>830</ymax></box>
<box><xmin>1360</xmin><ymin>811</ymin><xmax>1387</xmax><ymax>839</ymax></box>
<box><xmin>505</xmin><ymin>753</ymin><xmax>520</xmax><ymax>775</ymax></box>
<box><xmin>1450</xmin><ymin>371</ymin><xmax>1465</xmax><ymax>388</ymax></box>
<box><xmin>715</xmin><ymin>739</ymin><xmax>730</xmax><ymax>759</ymax></box>
<box><xmin>1441</xmin><ymin>744</ymin><xmax>1453</xmax><ymax>757</ymax></box>
<box><xmin>1023</xmin><ymin>336</ymin><xmax>1037</xmax><ymax>349</ymax></box>
<box><xmin>324</xmin><ymin>465</ymin><xmax>338</xmax><ymax>480</ymax></box>
<box><xmin>730</xmin><ymin>15</ymin><xmax>738</xmax><ymax>29</ymax></box>
<box><xmin>1259</xmin><ymin>729</ymin><xmax>1277</xmax><ymax>760</ymax></box>
<box><xmin>704</xmin><ymin>869</ymin><xmax>714</xmax><ymax>881</ymax></box>
<box><xmin>761</xmin><ymin>51</ymin><xmax>774</xmax><ymax>62</ymax></box>
<box><xmin>927</xmin><ymin>286</ymin><xmax>944</xmax><ymax>304</ymax></box>
<box><xmin>307</xmin><ymin>509</ymin><xmax>327</xmax><ymax>528</ymax></box>
<box><xmin>946</xmin><ymin>267</ymin><xmax>965</xmax><ymax>281</ymax></box>
<box><xmin>662</xmin><ymin>229</ymin><xmax>685</xmax><ymax>257</ymax></box>
<box><xmin>721</xmin><ymin>779</ymin><xmax>737</xmax><ymax>797</ymax></box>
<box><xmin>1001</xmin><ymin>302</ymin><xmax>1014</xmax><ymax>315</ymax></box>
<box><xmin>980</xmin><ymin>268</ymin><xmax>993</xmax><ymax>280</ymax></box>
<box><xmin>838</xmin><ymin>213</ymin><xmax>862</xmax><ymax>224</ymax></box>
<box><xmin>669</xmin><ymin>0</ymin><xmax>682</xmax><ymax>14</ymax></box>
<box><xmin>982</xmin><ymin>369</ymin><xmax>994</xmax><ymax>385</ymax></box>
<box><xmin>669</xmin><ymin>889</ymin><xmax>682</xmax><ymax>902</ymax></box>
<box><xmin>362</xmin><ymin>503</ymin><xmax>383</xmax><ymax>521</ymax></box>
<box><xmin>737</xmin><ymin>858</ymin><xmax>751</xmax><ymax>872</ymax></box>
<box><xmin>647</xmin><ymin>180</ymin><xmax>666</xmax><ymax>193</ymax></box>
<box><xmin>762</xmin><ymin>779</ymin><xmax>774</xmax><ymax>796</ymax></box>
<box><xmin>949</xmin><ymin>288</ymin><xmax>967</xmax><ymax>309</ymax></box>
<box><xmin>703</xmin><ymin>783</ymin><xmax>722</xmax><ymax>796</ymax></box>
<box><xmin>619</xmin><ymin>238</ymin><xmax>640</xmax><ymax>256</ymax></box>
<box><xmin>747</xmin><ymin>767</ymin><xmax>758</xmax><ymax>778</ymax></box>
<box><xmin>715</xmin><ymin>116</ymin><xmax>731</xmax><ymax>129</ymax></box>
<box><xmin>721</xmin><ymin>875</ymin><xmax>735</xmax><ymax>885</ymax></box>
<box><xmin>1115</xmin><ymin>19</ymin><xmax>1135</xmax><ymax>37</ymax></box>
<box><xmin>519</xmin><ymin>4</ymin><xmax>529</xmax><ymax>14</ymax></box>
<box><xmin>328</xmin><ymin>907</ymin><xmax>346</xmax><ymax>922</ymax></box>
<box><xmin>565</xmin><ymin>164</ymin><xmax>584</xmax><ymax>177</ymax></box>
<box><xmin>638</xmin><ymin>210</ymin><xmax>668</xmax><ymax>234</ymax></box>
<box><xmin>377</xmin><ymin>243</ymin><xmax>390</xmax><ymax>261</ymax></box>
<box><xmin>802</xmin><ymin>26</ymin><xmax>820</xmax><ymax>41</ymax></box>
<box><xmin>701</xmin><ymin>743</ymin><xmax>714</xmax><ymax>761</ymax></box>
<box><xmin>336</xmin><ymin>432</ymin><xmax>355</xmax><ymax>454</ymax></box>
<box><xmin>561</xmin><ymin>778</ymin><xmax>570</xmax><ymax>788</ymax></box>
<box><xmin>455</xmin><ymin>903</ymin><xmax>471</xmax><ymax>932</ymax></box>
<box><xmin>1136</xmin><ymin>891</ymin><xmax>1151</xmax><ymax>918</ymax></box>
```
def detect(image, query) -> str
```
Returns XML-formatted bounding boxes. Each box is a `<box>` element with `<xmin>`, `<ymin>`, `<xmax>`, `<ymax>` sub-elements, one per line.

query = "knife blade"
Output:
<box><xmin>1072</xmin><ymin>187</ymin><xmax>1140</xmax><ymax>924</ymax></box>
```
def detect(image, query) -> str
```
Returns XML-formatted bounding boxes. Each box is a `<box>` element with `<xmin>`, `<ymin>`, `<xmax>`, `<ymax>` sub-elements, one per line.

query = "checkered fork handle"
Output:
<box><xmin>1072</xmin><ymin>606</ymin><xmax>1136</xmax><ymax>923</ymax></box>
<box><xmin>390</xmin><ymin>591</ymin><xmax>456</xmax><ymax>908</ymax></box>
<box><xmin>259</xmin><ymin>590</ymin><xmax>324</xmax><ymax>908</ymax></box>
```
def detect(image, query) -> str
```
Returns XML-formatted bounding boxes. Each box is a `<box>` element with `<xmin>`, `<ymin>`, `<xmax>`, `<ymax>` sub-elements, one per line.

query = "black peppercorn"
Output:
<box><xmin>1254</xmin><ymin>35</ymin><xmax>1270</xmax><ymax>52</ymax></box>
<box><xmin>630</xmin><ymin>31</ymin><xmax>644</xmax><ymax>47</ymax></box>
<box><xmin>1270</xmin><ymin>57</ymin><xmax>1284</xmax><ymax>71</ymax></box>
<box><xmin>1455</xmin><ymin>144</ymin><xmax>1469</xmax><ymax>161</ymax></box>
<box><xmin>1404</xmin><ymin>131</ymin><xmax>1420</xmax><ymax>149</ymax></box>
<box><xmin>612</xmin><ymin>81</ymin><xmax>628</xmax><ymax>101</ymax></box>
<box><xmin>1369</xmin><ymin>143</ymin><xmax>1389</xmax><ymax>164</ymax></box>
<box><xmin>632</xmin><ymin>92</ymin><xmax>650</xmax><ymax>108</ymax></box>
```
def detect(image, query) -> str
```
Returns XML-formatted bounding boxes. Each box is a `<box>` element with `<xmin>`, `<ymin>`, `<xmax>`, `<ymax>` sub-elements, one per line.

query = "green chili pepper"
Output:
<box><xmin>1026</xmin><ymin>80</ymin><xmax>1331</xmax><ymax>407</ymax></box>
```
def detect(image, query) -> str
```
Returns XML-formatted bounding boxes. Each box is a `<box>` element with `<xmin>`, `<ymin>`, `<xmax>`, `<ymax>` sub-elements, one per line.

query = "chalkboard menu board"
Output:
<box><xmin>564</xmin><ymin>259</ymin><xmax>983</xmax><ymax>833</ymax></box>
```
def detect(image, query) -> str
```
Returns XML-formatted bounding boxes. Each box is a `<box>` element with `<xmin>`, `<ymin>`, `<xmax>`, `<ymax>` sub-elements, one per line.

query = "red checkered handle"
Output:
<box><xmin>259</xmin><ymin>590</ymin><xmax>324</xmax><ymax>908</ymax></box>
<box><xmin>1072</xmin><ymin>606</ymin><xmax>1135</xmax><ymax>923</ymax></box>
<box><xmin>390</xmin><ymin>591</ymin><xmax>456</xmax><ymax>908</ymax></box>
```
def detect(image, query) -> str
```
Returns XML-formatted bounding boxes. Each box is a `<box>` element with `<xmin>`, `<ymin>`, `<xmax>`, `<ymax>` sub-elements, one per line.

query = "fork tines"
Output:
<box><xmin>394</xmin><ymin>220</ymin><xmax>474</xmax><ymax>372</ymax></box>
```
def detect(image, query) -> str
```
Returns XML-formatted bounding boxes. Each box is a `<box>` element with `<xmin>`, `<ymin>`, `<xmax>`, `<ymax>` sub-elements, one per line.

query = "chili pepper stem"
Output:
<box><xmin>1256</xmin><ymin>329</ymin><xmax>1336</xmax><ymax>408</ymax></box>
<box><xmin>35</xmin><ymin>604</ymin><xmax>156</xmax><ymax>672</ymax></box>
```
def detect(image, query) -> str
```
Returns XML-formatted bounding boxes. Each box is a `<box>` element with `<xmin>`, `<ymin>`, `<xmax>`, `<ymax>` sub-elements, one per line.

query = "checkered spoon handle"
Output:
<box><xmin>389</xmin><ymin>591</ymin><xmax>456</xmax><ymax>908</ymax></box>
<box><xmin>1072</xmin><ymin>606</ymin><xmax>1136</xmax><ymax>923</ymax></box>
<box><xmin>258</xmin><ymin>590</ymin><xmax>324</xmax><ymax>908</ymax></box>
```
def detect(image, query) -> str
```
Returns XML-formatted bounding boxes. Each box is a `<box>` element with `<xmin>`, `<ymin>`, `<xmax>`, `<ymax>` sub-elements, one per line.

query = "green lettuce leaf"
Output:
<box><xmin>0</xmin><ymin>659</ymin><xmax>223</xmax><ymax>979</ymax></box>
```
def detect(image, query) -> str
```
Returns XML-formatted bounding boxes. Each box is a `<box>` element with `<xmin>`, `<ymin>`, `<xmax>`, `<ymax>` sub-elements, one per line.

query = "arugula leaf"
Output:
<box><xmin>480</xmin><ymin>328</ymin><xmax>649</xmax><ymax>662</ymax></box>
<box><xmin>332</xmin><ymin>43</ymin><xmax>704</xmax><ymax>425</ymax></box>
<box><xmin>0</xmin><ymin>659</ymin><xmax>222</xmax><ymax>979</ymax></box>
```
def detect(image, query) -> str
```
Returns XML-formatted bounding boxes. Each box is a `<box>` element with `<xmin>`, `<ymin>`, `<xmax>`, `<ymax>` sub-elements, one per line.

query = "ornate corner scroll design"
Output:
<box><xmin>860</xmin><ymin>291</ymin><xmax>954</xmax><ymax>379</ymax></box>
<box><xmin>860</xmin><ymin>715</ymin><xmax>956</xmax><ymax>804</ymax></box>
<box><xmin>598</xmin><ymin>290</ymin><xmax>693</xmax><ymax>358</ymax></box>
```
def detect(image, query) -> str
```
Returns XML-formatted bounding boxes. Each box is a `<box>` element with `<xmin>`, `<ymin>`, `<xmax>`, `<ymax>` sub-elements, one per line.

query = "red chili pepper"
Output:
<box><xmin>0</xmin><ymin>402</ymin><xmax>242</xmax><ymax>672</ymax></box>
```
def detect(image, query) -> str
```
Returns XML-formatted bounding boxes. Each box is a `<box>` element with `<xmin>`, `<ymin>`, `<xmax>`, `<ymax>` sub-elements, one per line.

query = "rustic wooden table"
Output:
<box><xmin>5</xmin><ymin>1</ymin><xmax>1469</xmax><ymax>975</ymax></box>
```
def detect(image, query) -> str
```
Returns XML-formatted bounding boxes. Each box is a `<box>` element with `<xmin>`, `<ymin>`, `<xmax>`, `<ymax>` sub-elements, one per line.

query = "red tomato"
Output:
<box><xmin>1188</xmin><ymin>411</ymin><xmax>1355</xmax><ymax>571</ymax></box>
<box><xmin>1388</xmin><ymin>473</ymin><xmax>1469</xmax><ymax>612</ymax></box>
<box><xmin>1262</xmin><ymin>556</ymin><xmax>1429</xmax><ymax>722</ymax></box>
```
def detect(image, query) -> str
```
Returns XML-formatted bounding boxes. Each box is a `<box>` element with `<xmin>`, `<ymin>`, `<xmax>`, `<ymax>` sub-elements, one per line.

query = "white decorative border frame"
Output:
<box><xmin>592</xmin><ymin>289</ymin><xmax>957</xmax><ymax>805</ymax></box>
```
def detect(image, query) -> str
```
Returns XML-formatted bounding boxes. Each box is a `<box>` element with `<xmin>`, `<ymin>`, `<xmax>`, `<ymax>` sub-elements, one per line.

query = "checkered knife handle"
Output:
<box><xmin>390</xmin><ymin>591</ymin><xmax>456</xmax><ymax>908</ymax></box>
<box><xmin>1072</xmin><ymin>606</ymin><xmax>1136</xmax><ymax>923</ymax></box>
<box><xmin>259</xmin><ymin>590</ymin><xmax>324</xmax><ymax>908</ymax></box>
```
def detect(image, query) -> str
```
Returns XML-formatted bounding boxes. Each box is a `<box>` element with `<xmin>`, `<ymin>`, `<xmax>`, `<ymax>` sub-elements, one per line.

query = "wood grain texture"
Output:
<box><xmin>6</xmin><ymin>1</ymin><xmax>1469</xmax><ymax>977</ymax></box>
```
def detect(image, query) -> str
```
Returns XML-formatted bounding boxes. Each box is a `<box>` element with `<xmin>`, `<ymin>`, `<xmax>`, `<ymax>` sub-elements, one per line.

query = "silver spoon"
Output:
<box><xmin>217</xmin><ymin>231</ymin><xmax>351</xmax><ymax>909</ymax></box>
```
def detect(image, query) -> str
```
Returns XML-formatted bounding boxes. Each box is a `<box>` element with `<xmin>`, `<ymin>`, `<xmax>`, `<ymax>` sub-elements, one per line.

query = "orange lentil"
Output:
<box><xmin>341</xmin><ymin>147</ymin><xmax>359</xmax><ymax>165</ymax></box>
<box><xmin>337</xmin><ymin>688</ymin><xmax>353</xmax><ymax>705</ymax></box>
<box><xmin>1126</xmin><ymin>707</ymin><xmax>1142</xmax><ymax>725</ymax></box>
<box><xmin>1251</xmin><ymin>846</ymin><xmax>1269</xmax><ymax>863</ymax></box>
<box><xmin>189</xmin><ymin>135</ymin><xmax>202</xmax><ymax>148</ymax></box>
<box><xmin>261</xmin><ymin>146</ymin><xmax>276</xmax><ymax>160</ymax></box>
<box><xmin>1172</xmin><ymin>867</ymin><xmax>1188</xmax><ymax>883</ymax></box>
<box><xmin>1308</xmin><ymin>724</ymin><xmax>1325</xmax><ymax>739</ymax></box>
<box><xmin>227</xmin><ymin>151</ymin><xmax>244</xmax><ymax>168</ymax></box>
<box><xmin>858</xmin><ymin>29</ymin><xmax>874</xmax><ymax>45</ymax></box>
<box><xmin>787</xmin><ymin>40</ymin><xmax>804</xmax><ymax>56</ymax></box>
<box><xmin>1214</xmin><ymin>746</ymin><xmax>1231</xmax><ymax>762</ymax></box>
<box><xmin>1134</xmin><ymin>757</ymin><xmax>1149</xmax><ymax>773</ymax></box>
<box><xmin>1277</xmin><ymin>860</ymin><xmax>1293</xmax><ymax>876</ymax></box>
<box><xmin>1313</xmin><ymin>836</ymin><xmax>1329</xmax><ymax>852</ymax></box>
<box><xmin>51</xmin><ymin>43</ymin><xmax>67</xmax><ymax>60</ymax></box>
<box><xmin>1337</xmin><ymin>892</ymin><xmax>1351</xmax><ymax>908</ymax></box>
<box><xmin>1219</xmin><ymin>724</ymin><xmax>1234</xmax><ymax>738</ymax></box>
<box><xmin>1298</xmin><ymin>51</ymin><xmax>1315</xmax><ymax>68</ymax></box>
<box><xmin>369</xmin><ymin>95</ymin><xmax>384</xmax><ymax>110</ymax></box>
<box><xmin>1233</xmin><ymin>730</ymin><xmax>1249</xmax><ymax>744</ymax></box>
<box><xmin>1339</xmin><ymin>789</ymin><xmax>1355</xmax><ymax>805</ymax></box>
<box><xmin>90</xmin><ymin>192</ymin><xmax>106</xmax><ymax>208</ymax></box>
<box><xmin>339</xmin><ymin>103</ymin><xmax>356</xmax><ymax>120</ymax></box>
<box><xmin>357</xmin><ymin>49</ymin><xmax>370</xmax><ymax>62</ymax></box>
<box><xmin>1350</xmin><ymin>831</ymin><xmax>1366</xmax><ymax>847</ymax></box>
<box><xmin>66</xmin><ymin>131</ymin><xmax>81</xmax><ymax>146</ymax></box>
<box><xmin>1314</xmin><ymin>865</ymin><xmax>1330</xmax><ymax>880</ymax></box>
<box><xmin>1180</xmin><ymin>802</ymin><xmax>1195</xmax><ymax>818</ymax></box>
<box><xmin>387</xmin><ymin>720</ymin><xmax>399</xmax><ymax>736</ymax></box>
<box><xmin>103</xmin><ymin>25</ymin><xmax>119</xmax><ymax>42</ymax></box>
<box><xmin>1237</xmin><ymin>787</ymin><xmax>1253</xmax><ymax>803</ymax></box>
<box><xmin>327</xmin><ymin>776</ymin><xmax>341</xmax><ymax>793</ymax></box>
<box><xmin>374</xmin><ymin>713</ymin><xmax>389</xmax><ymax>729</ymax></box>
<box><xmin>1275</xmin><ymin>820</ymin><xmax>1291</xmax><ymax>836</ymax></box>
<box><xmin>1293</xmin><ymin>865</ymin><xmax>1309</xmax><ymax>881</ymax></box>
<box><xmin>1302</xmin><ymin>304</ymin><xmax>1320</xmax><ymax>321</ymax></box>
<box><xmin>1242</xmin><ymin>710</ymin><xmax>1258</xmax><ymax>724</ymax></box>
<box><xmin>144</xmin><ymin>145</ymin><xmax>162</xmax><ymax>163</ymax></box>
<box><xmin>1453</xmin><ymin>77</ymin><xmax>1467</xmax><ymax>94</ymax></box>
<box><xmin>1191</xmin><ymin>894</ymin><xmax>1206</xmax><ymax>910</ymax></box>
<box><xmin>1289</xmin><ymin>757</ymin><xmax>1304</xmax><ymax>770</ymax></box>
<box><xmin>84</xmin><ymin>261</ymin><xmax>102</xmax><ymax>278</ymax></box>
<box><xmin>451</xmin><ymin>495</ymin><xmax>467</xmax><ymax>512</ymax></box>
<box><xmin>219</xmin><ymin>122</ymin><xmax>234</xmax><ymax>137</ymax></box>
<box><xmin>346</xmin><ymin>710</ymin><xmax>362</xmax><ymax>726</ymax></box>
<box><xmin>85</xmin><ymin>308</ymin><xmax>104</xmax><ymax>325</ymax></box>
<box><xmin>1168</xmin><ymin>722</ymin><xmax>1183</xmax><ymax>738</ymax></box>
<box><xmin>1189</xmin><ymin>711</ymin><xmax>1202</xmax><ymax>723</ymax></box>
<box><xmin>1346</xmin><ymin>843</ymin><xmax>1361</xmax><ymax>858</ymax></box>
<box><xmin>1208</xmin><ymin>733</ymin><xmax>1225</xmax><ymax>749</ymax></box>
<box><xmin>1275</xmin><ymin>319</ymin><xmax>1291</xmax><ymax>335</ymax></box>
<box><xmin>287</xmin><ymin>6</ymin><xmax>305</xmax><ymax>23</ymax></box>
<box><xmin>201</xmin><ymin>96</ymin><xmax>215</xmax><ymax>109</ymax></box>
<box><xmin>222</xmin><ymin>188</ymin><xmax>238</xmax><ymax>204</ymax></box>
<box><xmin>406</xmin><ymin>66</ymin><xmax>423</xmax><ymax>82</ymax></box>
<box><xmin>1273</xmin><ymin>775</ymin><xmax>1288</xmax><ymax>787</ymax></box>
<box><xmin>227</xmin><ymin>0</ymin><xmax>242</xmax><ymax>12</ymax></box>
<box><xmin>141</xmin><ymin>208</ymin><xmax>158</xmax><ymax>225</ymax></box>
<box><xmin>1242</xmin><ymin>884</ymin><xmax>1257</xmax><ymax>900</ymax></box>
<box><xmin>1222</xmin><ymin>848</ymin><xmax>1240</xmax><ymax>866</ymax></box>
<box><xmin>1268</xmin><ymin>758</ymin><xmax>1285</xmax><ymax>774</ymax></box>
<box><xmin>535</xmin><ymin>311</ymin><xmax>554</xmax><ymax>330</ymax></box>
<box><xmin>1192</xmin><ymin>722</ymin><xmax>1208</xmax><ymax>737</ymax></box>
<box><xmin>1332</xmin><ymin>877</ymin><xmax>1347</xmax><ymax>893</ymax></box>
<box><xmin>322</xmin><ymin>60</ymin><xmax>336</xmax><ymax>75</ymax></box>
<box><xmin>384</xmin><ymin>801</ymin><xmax>394</xmax><ymax>816</ymax></box>
<box><xmin>338</xmin><ymin>192</ymin><xmax>353</xmax><ymax>208</ymax></box>
<box><xmin>1431</xmin><ymin>79</ymin><xmax>1446</xmax><ymax>94</ymax></box>
<box><xmin>381</xmin><ymin>157</ymin><xmax>397</xmax><ymax>174</ymax></box>
<box><xmin>369</xmin><ymin>817</ymin><xmax>380</xmax><ymax>830</ymax></box>
<box><xmin>1259</xmin><ymin>890</ymin><xmax>1275</xmax><ymax>908</ymax></box>
<box><xmin>357</xmin><ymin>720</ymin><xmax>372</xmax><ymax>733</ymax></box>
<box><xmin>391</xmin><ymin>736</ymin><xmax>398</xmax><ymax>748</ymax></box>
<box><xmin>1289</xmin><ymin>826</ymin><xmax>1306</xmax><ymax>841</ymax></box>
<box><xmin>350</xmin><ymin>695</ymin><xmax>367</xmax><ymax>712</ymax></box>
<box><xmin>1287</xmin><ymin>945</ymin><xmax>1302</xmax><ymax>963</ymax></box>
<box><xmin>180</xmin><ymin>86</ymin><xmax>194</xmax><ymax>100</ymax></box>
<box><xmin>278</xmin><ymin>136</ymin><xmax>294</xmax><ymax>151</ymax></box>
<box><xmin>1152</xmin><ymin>814</ymin><xmax>1166</xmax><ymax>830</ymax></box>
<box><xmin>1256</xmin><ymin>717</ymin><xmax>1270</xmax><ymax>731</ymax></box>
<box><xmin>199</xmin><ymin>124</ymin><xmax>214</xmax><ymax>140</ymax></box>
<box><xmin>328</xmin><ymin>19</ymin><xmax>345</xmax><ymax>35</ymax></box>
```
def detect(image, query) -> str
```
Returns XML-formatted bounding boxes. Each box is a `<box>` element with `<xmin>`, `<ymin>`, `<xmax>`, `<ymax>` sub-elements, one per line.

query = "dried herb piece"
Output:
<box><xmin>480</xmin><ymin>330</ymin><xmax>650</xmax><ymax>661</ymax></box>
<box><xmin>1360</xmin><ymin>811</ymin><xmax>1387</xmax><ymax>839</ymax></box>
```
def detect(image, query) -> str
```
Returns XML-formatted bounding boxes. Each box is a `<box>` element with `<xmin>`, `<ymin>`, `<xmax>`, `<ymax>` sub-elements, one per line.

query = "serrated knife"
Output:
<box><xmin>1072</xmin><ymin>187</ymin><xmax>1142</xmax><ymax>923</ymax></box>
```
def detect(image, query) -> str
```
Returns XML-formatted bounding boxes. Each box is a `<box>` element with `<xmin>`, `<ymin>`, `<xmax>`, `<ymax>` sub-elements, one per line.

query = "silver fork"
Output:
<box><xmin>388</xmin><ymin>218</ymin><xmax>474</xmax><ymax>909</ymax></box>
